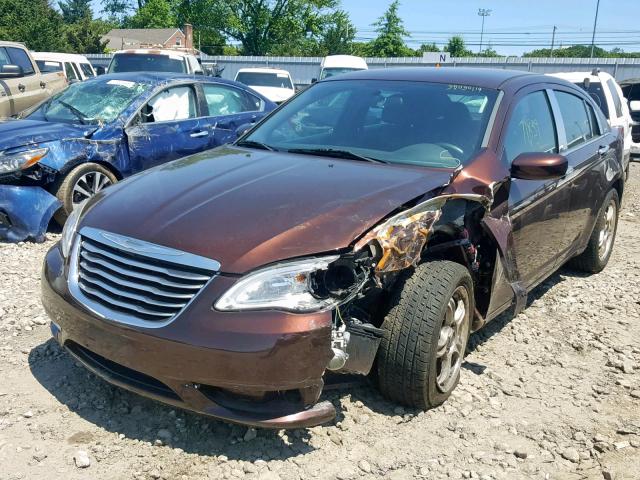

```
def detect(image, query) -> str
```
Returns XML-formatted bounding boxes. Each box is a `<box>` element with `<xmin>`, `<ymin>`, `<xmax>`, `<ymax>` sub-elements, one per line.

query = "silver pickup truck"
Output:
<box><xmin>0</xmin><ymin>41</ymin><xmax>67</xmax><ymax>118</ymax></box>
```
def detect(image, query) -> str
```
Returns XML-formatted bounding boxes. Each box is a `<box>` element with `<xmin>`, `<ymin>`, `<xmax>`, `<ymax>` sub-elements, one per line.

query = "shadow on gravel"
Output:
<box><xmin>28</xmin><ymin>339</ymin><xmax>317</xmax><ymax>460</ymax></box>
<box><xmin>466</xmin><ymin>266</ymin><xmax>590</xmax><ymax>356</ymax></box>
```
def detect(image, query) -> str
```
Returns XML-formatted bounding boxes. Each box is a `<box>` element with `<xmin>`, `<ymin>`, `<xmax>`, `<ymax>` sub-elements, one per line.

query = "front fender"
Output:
<box><xmin>0</xmin><ymin>185</ymin><xmax>61</xmax><ymax>242</ymax></box>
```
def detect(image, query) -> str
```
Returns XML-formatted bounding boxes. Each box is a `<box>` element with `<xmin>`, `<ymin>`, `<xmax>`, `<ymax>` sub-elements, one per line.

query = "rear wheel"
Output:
<box><xmin>53</xmin><ymin>163</ymin><xmax>117</xmax><ymax>225</ymax></box>
<box><xmin>377</xmin><ymin>261</ymin><xmax>473</xmax><ymax>409</ymax></box>
<box><xmin>570</xmin><ymin>189</ymin><xmax>619</xmax><ymax>273</ymax></box>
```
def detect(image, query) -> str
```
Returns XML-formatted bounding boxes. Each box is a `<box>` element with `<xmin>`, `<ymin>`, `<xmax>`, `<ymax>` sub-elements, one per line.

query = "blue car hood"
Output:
<box><xmin>0</xmin><ymin>119</ymin><xmax>93</xmax><ymax>151</ymax></box>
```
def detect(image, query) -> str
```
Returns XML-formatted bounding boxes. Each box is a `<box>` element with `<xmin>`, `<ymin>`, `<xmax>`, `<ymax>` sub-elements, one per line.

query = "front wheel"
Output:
<box><xmin>377</xmin><ymin>261</ymin><xmax>474</xmax><ymax>409</ymax></box>
<box><xmin>53</xmin><ymin>163</ymin><xmax>117</xmax><ymax>225</ymax></box>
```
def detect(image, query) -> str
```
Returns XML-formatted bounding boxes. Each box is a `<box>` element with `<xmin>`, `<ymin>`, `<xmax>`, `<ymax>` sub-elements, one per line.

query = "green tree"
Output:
<box><xmin>478</xmin><ymin>45</ymin><xmax>500</xmax><ymax>57</ymax></box>
<box><xmin>368</xmin><ymin>0</ymin><xmax>412</xmax><ymax>57</ymax></box>
<box><xmin>210</xmin><ymin>0</ymin><xmax>338</xmax><ymax>55</ymax></box>
<box><xmin>446</xmin><ymin>35</ymin><xmax>472</xmax><ymax>57</ymax></box>
<box><xmin>523</xmin><ymin>44</ymin><xmax>611</xmax><ymax>58</ymax></box>
<box><xmin>0</xmin><ymin>0</ymin><xmax>67</xmax><ymax>51</ymax></box>
<box><xmin>65</xmin><ymin>17</ymin><xmax>109</xmax><ymax>53</ymax></box>
<box><xmin>319</xmin><ymin>9</ymin><xmax>355</xmax><ymax>55</ymax></box>
<box><xmin>414</xmin><ymin>42</ymin><xmax>439</xmax><ymax>56</ymax></box>
<box><xmin>59</xmin><ymin>0</ymin><xmax>92</xmax><ymax>23</ymax></box>
<box><xmin>127</xmin><ymin>0</ymin><xmax>174</xmax><ymax>28</ymax></box>
<box><xmin>101</xmin><ymin>0</ymin><xmax>133</xmax><ymax>25</ymax></box>
<box><xmin>173</xmin><ymin>0</ymin><xmax>234</xmax><ymax>54</ymax></box>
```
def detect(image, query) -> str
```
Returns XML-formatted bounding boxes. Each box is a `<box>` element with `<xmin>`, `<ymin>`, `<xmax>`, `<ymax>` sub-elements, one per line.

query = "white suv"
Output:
<box><xmin>235</xmin><ymin>68</ymin><xmax>295</xmax><ymax>104</ymax></box>
<box><xmin>550</xmin><ymin>70</ymin><xmax>633</xmax><ymax>170</ymax></box>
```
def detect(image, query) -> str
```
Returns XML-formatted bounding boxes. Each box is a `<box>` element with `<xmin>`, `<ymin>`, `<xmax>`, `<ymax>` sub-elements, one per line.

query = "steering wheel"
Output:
<box><xmin>437</xmin><ymin>143</ymin><xmax>464</xmax><ymax>158</ymax></box>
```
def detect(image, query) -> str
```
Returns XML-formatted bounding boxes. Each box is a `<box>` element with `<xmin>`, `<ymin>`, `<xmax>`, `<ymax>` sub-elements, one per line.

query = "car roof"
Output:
<box><xmin>113</xmin><ymin>49</ymin><xmax>195</xmax><ymax>57</ymax></box>
<box><xmin>32</xmin><ymin>52</ymin><xmax>91</xmax><ymax>63</ymax></box>
<box><xmin>322</xmin><ymin>55</ymin><xmax>368</xmax><ymax>69</ymax></box>
<box><xmin>236</xmin><ymin>67</ymin><xmax>291</xmax><ymax>75</ymax></box>
<box><xmin>323</xmin><ymin>67</ymin><xmax>549</xmax><ymax>89</ymax></box>
<box><xmin>549</xmin><ymin>71</ymin><xmax>615</xmax><ymax>83</ymax></box>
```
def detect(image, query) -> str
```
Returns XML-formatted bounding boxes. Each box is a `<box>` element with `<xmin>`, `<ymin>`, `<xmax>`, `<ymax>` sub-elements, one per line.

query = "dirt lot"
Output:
<box><xmin>1</xmin><ymin>164</ymin><xmax>640</xmax><ymax>480</ymax></box>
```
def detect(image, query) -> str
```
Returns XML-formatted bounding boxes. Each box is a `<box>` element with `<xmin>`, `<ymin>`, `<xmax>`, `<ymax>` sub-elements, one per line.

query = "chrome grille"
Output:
<box><xmin>69</xmin><ymin>227</ymin><xmax>220</xmax><ymax>327</ymax></box>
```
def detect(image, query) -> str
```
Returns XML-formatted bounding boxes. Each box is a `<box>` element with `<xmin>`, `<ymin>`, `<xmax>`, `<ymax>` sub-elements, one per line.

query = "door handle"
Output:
<box><xmin>18</xmin><ymin>84</ymin><xmax>25</xmax><ymax>92</ymax></box>
<box><xmin>598</xmin><ymin>145</ymin><xmax>611</xmax><ymax>156</ymax></box>
<box><xmin>40</xmin><ymin>81</ymin><xmax>46</xmax><ymax>89</ymax></box>
<box><xmin>190</xmin><ymin>130</ymin><xmax>208</xmax><ymax>138</ymax></box>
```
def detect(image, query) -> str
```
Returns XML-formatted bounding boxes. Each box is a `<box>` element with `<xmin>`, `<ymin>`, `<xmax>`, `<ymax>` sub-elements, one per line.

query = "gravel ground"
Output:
<box><xmin>1</xmin><ymin>164</ymin><xmax>640</xmax><ymax>480</ymax></box>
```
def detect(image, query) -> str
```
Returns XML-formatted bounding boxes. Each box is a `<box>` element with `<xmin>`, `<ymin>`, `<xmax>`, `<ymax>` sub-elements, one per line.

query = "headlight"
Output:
<box><xmin>0</xmin><ymin>147</ymin><xmax>48</xmax><ymax>174</ymax></box>
<box><xmin>215</xmin><ymin>255</ymin><xmax>367</xmax><ymax>313</ymax></box>
<box><xmin>60</xmin><ymin>201</ymin><xmax>87</xmax><ymax>258</ymax></box>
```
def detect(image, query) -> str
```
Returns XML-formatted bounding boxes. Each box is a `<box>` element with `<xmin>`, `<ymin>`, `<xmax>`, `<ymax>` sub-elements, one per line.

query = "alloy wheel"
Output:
<box><xmin>435</xmin><ymin>285</ymin><xmax>470</xmax><ymax>393</ymax></box>
<box><xmin>598</xmin><ymin>200</ymin><xmax>617</xmax><ymax>261</ymax></box>
<box><xmin>72</xmin><ymin>171</ymin><xmax>112</xmax><ymax>208</ymax></box>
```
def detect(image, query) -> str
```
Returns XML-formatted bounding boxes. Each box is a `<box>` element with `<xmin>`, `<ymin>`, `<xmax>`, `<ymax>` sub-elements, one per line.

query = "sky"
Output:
<box><xmin>90</xmin><ymin>0</ymin><xmax>640</xmax><ymax>56</ymax></box>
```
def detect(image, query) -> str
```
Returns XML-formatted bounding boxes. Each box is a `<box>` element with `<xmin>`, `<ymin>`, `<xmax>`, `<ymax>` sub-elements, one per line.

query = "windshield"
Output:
<box><xmin>320</xmin><ymin>67</ymin><xmax>365</xmax><ymax>80</ymax></box>
<box><xmin>27</xmin><ymin>78</ymin><xmax>149</xmax><ymax>125</ymax></box>
<box><xmin>80</xmin><ymin>63</ymin><xmax>95</xmax><ymax>77</ymax></box>
<box><xmin>236</xmin><ymin>72</ymin><xmax>293</xmax><ymax>89</ymax></box>
<box><xmin>108</xmin><ymin>53</ymin><xmax>186</xmax><ymax>73</ymax></box>
<box><xmin>242</xmin><ymin>79</ymin><xmax>498</xmax><ymax>168</ymax></box>
<box><xmin>574</xmin><ymin>81</ymin><xmax>610</xmax><ymax>117</ymax></box>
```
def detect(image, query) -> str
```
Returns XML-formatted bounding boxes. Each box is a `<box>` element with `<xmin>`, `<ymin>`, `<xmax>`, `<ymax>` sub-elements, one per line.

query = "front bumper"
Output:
<box><xmin>41</xmin><ymin>244</ymin><xmax>336</xmax><ymax>428</ymax></box>
<box><xmin>0</xmin><ymin>185</ymin><xmax>61</xmax><ymax>242</ymax></box>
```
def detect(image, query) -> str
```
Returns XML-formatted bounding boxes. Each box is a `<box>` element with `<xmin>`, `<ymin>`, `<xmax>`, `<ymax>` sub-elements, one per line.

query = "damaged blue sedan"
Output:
<box><xmin>0</xmin><ymin>72</ymin><xmax>276</xmax><ymax>242</ymax></box>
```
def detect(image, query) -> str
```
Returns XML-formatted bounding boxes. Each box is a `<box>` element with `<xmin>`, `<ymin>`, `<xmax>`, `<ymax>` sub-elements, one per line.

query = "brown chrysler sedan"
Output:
<box><xmin>41</xmin><ymin>68</ymin><xmax>624</xmax><ymax>428</ymax></box>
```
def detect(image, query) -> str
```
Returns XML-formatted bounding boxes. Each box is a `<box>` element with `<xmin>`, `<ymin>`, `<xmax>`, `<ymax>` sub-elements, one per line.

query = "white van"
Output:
<box><xmin>32</xmin><ymin>52</ymin><xmax>96</xmax><ymax>82</ymax></box>
<box><xmin>549</xmin><ymin>70</ymin><xmax>633</xmax><ymax>167</ymax></box>
<box><xmin>235</xmin><ymin>67</ymin><xmax>295</xmax><ymax>103</ymax></box>
<box><xmin>318</xmin><ymin>55</ymin><xmax>368</xmax><ymax>81</ymax></box>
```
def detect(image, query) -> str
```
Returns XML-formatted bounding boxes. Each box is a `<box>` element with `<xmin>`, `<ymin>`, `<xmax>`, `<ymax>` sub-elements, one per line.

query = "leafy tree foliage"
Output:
<box><xmin>446</xmin><ymin>35</ymin><xmax>472</xmax><ymax>57</ymax></box>
<box><xmin>0</xmin><ymin>0</ymin><xmax>67</xmax><ymax>51</ymax></box>
<box><xmin>127</xmin><ymin>0</ymin><xmax>174</xmax><ymax>28</ymax></box>
<box><xmin>65</xmin><ymin>17</ymin><xmax>110</xmax><ymax>53</ymax></box>
<box><xmin>368</xmin><ymin>0</ymin><xmax>412</xmax><ymax>57</ymax></box>
<box><xmin>319</xmin><ymin>9</ymin><xmax>356</xmax><ymax>55</ymax></box>
<box><xmin>59</xmin><ymin>0</ymin><xmax>92</xmax><ymax>23</ymax></box>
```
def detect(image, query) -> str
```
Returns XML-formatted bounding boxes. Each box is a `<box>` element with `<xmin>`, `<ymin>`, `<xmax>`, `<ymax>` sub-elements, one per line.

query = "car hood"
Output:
<box><xmin>248</xmin><ymin>86</ymin><xmax>295</xmax><ymax>103</ymax></box>
<box><xmin>0</xmin><ymin>119</ymin><xmax>92</xmax><ymax>151</ymax></box>
<box><xmin>81</xmin><ymin>146</ymin><xmax>454</xmax><ymax>273</ymax></box>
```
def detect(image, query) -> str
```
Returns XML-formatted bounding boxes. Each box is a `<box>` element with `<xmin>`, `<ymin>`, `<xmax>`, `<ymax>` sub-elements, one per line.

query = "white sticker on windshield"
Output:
<box><xmin>107</xmin><ymin>80</ymin><xmax>136</xmax><ymax>88</ymax></box>
<box><xmin>277</xmin><ymin>73</ymin><xmax>288</xmax><ymax>78</ymax></box>
<box><xmin>169</xmin><ymin>55</ymin><xmax>183</xmax><ymax>61</ymax></box>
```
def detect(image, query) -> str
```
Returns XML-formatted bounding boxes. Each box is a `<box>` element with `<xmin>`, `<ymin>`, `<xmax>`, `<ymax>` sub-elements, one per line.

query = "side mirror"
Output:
<box><xmin>235</xmin><ymin>123</ymin><xmax>254</xmax><ymax>137</ymax></box>
<box><xmin>0</xmin><ymin>64</ymin><xmax>23</xmax><ymax>79</ymax></box>
<box><xmin>629</xmin><ymin>100</ymin><xmax>640</xmax><ymax>112</ymax></box>
<box><xmin>511</xmin><ymin>152</ymin><xmax>568</xmax><ymax>180</ymax></box>
<box><xmin>95</xmin><ymin>66</ymin><xmax>106</xmax><ymax>76</ymax></box>
<box><xmin>311</xmin><ymin>78</ymin><xmax>317</xmax><ymax>83</ymax></box>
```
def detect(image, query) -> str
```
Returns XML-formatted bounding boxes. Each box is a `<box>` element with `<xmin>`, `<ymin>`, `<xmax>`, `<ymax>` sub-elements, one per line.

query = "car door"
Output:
<box><xmin>605</xmin><ymin>77</ymin><xmax>631</xmax><ymax>165</ymax></box>
<box><xmin>5</xmin><ymin>47</ymin><xmax>47</xmax><ymax>112</ymax></box>
<box><xmin>551</xmin><ymin>88</ymin><xmax>616</xmax><ymax>253</ymax></box>
<box><xmin>125</xmin><ymin>83</ymin><xmax>211</xmax><ymax>172</ymax></box>
<box><xmin>199</xmin><ymin>83</ymin><xmax>265</xmax><ymax>147</ymax></box>
<box><xmin>500</xmin><ymin>88</ymin><xmax>573</xmax><ymax>289</ymax></box>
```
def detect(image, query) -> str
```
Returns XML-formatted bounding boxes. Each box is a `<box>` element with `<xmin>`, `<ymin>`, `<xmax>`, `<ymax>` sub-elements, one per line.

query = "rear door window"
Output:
<box><xmin>503</xmin><ymin>90</ymin><xmax>558</xmax><ymax>164</ymax></box>
<box><xmin>576</xmin><ymin>81</ymin><xmax>610</xmax><ymax>118</ymax></box>
<box><xmin>555</xmin><ymin>91</ymin><xmax>594</xmax><ymax>149</ymax></box>
<box><xmin>202</xmin><ymin>84</ymin><xmax>262</xmax><ymax>116</ymax></box>
<box><xmin>6</xmin><ymin>47</ymin><xmax>35</xmax><ymax>75</ymax></box>
<box><xmin>607</xmin><ymin>79</ymin><xmax>624</xmax><ymax>118</ymax></box>
<box><xmin>0</xmin><ymin>48</ymin><xmax>11</xmax><ymax>67</ymax></box>
<box><xmin>80</xmin><ymin>63</ymin><xmax>95</xmax><ymax>78</ymax></box>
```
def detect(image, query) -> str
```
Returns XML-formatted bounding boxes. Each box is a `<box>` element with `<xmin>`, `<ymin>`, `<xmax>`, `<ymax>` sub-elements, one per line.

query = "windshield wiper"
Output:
<box><xmin>236</xmin><ymin>140</ymin><xmax>276</xmax><ymax>151</ymax></box>
<box><xmin>57</xmin><ymin>100</ymin><xmax>89</xmax><ymax>125</ymax></box>
<box><xmin>287</xmin><ymin>148</ymin><xmax>387</xmax><ymax>164</ymax></box>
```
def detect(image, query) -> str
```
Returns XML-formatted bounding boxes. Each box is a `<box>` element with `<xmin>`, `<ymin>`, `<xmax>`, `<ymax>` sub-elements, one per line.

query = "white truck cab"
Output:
<box><xmin>107</xmin><ymin>49</ymin><xmax>203</xmax><ymax>75</ymax></box>
<box><xmin>234</xmin><ymin>67</ymin><xmax>295</xmax><ymax>103</ymax></box>
<box><xmin>33</xmin><ymin>52</ymin><xmax>96</xmax><ymax>82</ymax></box>
<box><xmin>550</xmin><ymin>70</ymin><xmax>633</xmax><ymax>166</ymax></box>
<box><xmin>317</xmin><ymin>55</ymin><xmax>368</xmax><ymax>81</ymax></box>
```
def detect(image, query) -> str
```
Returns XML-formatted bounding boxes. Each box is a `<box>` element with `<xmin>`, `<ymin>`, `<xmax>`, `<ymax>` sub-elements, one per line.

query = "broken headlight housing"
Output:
<box><xmin>215</xmin><ymin>255</ymin><xmax>367</xmax><ymax>313</ymax></box>
<box><xmin>0</xmin><ymin>147</ymin><xmax>48</xmax><ymax>174</ymax></box>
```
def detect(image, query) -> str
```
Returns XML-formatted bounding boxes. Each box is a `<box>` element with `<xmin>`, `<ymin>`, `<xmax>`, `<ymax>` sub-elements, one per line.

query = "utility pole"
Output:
<box><xmin>478</xmin><ymin>8</ymin><xmax>492</xmax><ymax>55</ymax></box>
<box><xmin>550</xmin><ymin>25</ymin><xmax>557</xmax><ymax>57</ymax></box>
<box><xmin>590</xmin><ymin>0</ymin><xmax>601</xmax><ymax>59</ymax></box>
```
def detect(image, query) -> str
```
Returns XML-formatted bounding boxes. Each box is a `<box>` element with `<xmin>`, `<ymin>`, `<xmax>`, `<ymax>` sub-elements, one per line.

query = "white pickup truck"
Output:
<box><xmin>0</xmin><ymin>41</ymin><xmax>67</xmax><ymax>118</ymax></box>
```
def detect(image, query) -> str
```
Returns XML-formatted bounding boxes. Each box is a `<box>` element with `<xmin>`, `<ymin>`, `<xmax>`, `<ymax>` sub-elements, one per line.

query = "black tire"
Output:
<box><xmin>52</xmin><ymin>163</ymin><xmax>117</xmax><ymax>225</ymax></box>
<box><xmin>377</xmin><ymin>260</ymin><xmax>474</xmax><ymax>409</ymax></box>
<box><xmin>570</xmin><ymin>189</ymin><xmax>619</xmax><ymax>274</ymax></box>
